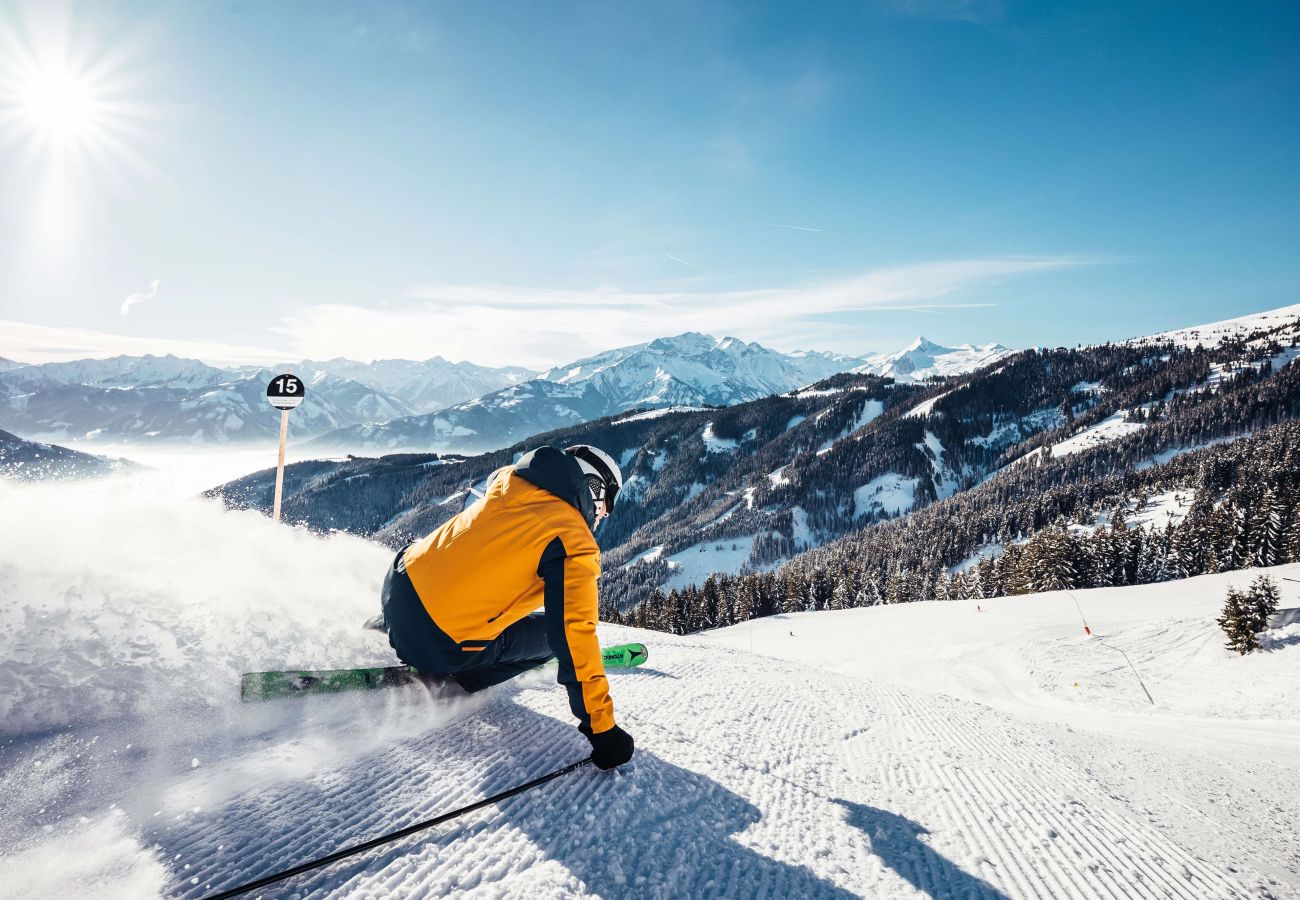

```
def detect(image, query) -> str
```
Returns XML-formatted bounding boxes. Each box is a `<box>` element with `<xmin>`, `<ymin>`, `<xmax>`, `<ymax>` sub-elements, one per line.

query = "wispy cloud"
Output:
<box><xmin>764</xmin><ymin>222</ymin><xmax>821</xmax><ymax>233</ymax></box>
<box><xmin>120</xmin><ymin>278</ymin><xmax>159</xmax><ymax>316</ymax></box>
<box><xmin>665</xmin><ymin>254</ymin><xmax>708</xmax><ymax>273</ymax></box>
<box><xmin>4</xmin><ymin>256</ymin><xmax>1094</xmax><ymax>369</ymax></box>
<box><xmin>275</xmin><ymin>255</ymin><xmax>1091</xmax><ymax>367</ymax></box>
<box><xmin>0</xmin><ymin>320</ymin><xmax>283</xmax><ymax>366</ymax></box>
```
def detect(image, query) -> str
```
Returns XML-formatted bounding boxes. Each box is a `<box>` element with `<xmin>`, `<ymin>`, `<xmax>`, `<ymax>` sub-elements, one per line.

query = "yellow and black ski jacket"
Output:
<box><xmin>401</xmin><ymin>445</ymin><xmax>615</xmax><ymax>733</ymax></box>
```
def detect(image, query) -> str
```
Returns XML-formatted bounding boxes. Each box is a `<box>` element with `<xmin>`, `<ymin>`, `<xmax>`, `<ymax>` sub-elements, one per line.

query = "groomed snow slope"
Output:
<box><xmin>706</xmin><ymin>570</ymin><xmax>1300</xmax><ymax>896</ymax></box>
<box><xmin>3</xmin><ymin>474</ymin><xmax>1299</xmax><ymax>898</ymax></box>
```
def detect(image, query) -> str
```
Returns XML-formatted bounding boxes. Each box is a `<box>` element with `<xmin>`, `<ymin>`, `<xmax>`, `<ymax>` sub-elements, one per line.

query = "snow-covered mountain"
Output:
<box><xmin>312</xmin><ymin>333</ymin><xmax>870</xmax><ymax>453</ymax></box>
<box><xmin>852</xmin><ymin>336</ymin><xmax>1011</xmax><ymax>382</ymax></box>
<box><xmin>0</xmin><ymin>356</ymin><xmax>417</xmax><ymax>445</ymax></box>
<box><xmin>0</xmin><ymin>351</ymin><xmax>538</xmax><ymax>445</ymax></box>
<box><xmin>0</xmin><ymin>356</ymin><xmax>27</xmax><ymax>372</ymax></box>
<box><xmin>259</xmin><ymin>357</ymin><xmax>536</xmax><ymax>415</ymax></box>
<box><xmin>2</xmin><ymin>470</ymin><xmax>1297</xmax><ymax>897</ymax></box>
<box><xmin>0</xmin><ymin>335</ymin><xmax>1006</xmax><ymax>451</ymax></box>
<box><xmin>538</xmin><ymin>333</ymin><xmax>864</xmax><ymax>406</ymax></box>
<box><xmin>4</xmin><ymin>354</ymin><xmax>232</xmax><ymax>391</ymax></box>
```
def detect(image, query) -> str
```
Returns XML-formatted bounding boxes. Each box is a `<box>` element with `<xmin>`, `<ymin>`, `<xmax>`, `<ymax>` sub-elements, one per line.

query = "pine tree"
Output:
<box><xmin>1246</xmin><ymin>575</ymin><xmax>1281</xmax><ymax>634</ymax></box>
<box><xmin>1217</xmin><ymin>586</ymin><xmax>1260</xmax><ymax>655</ymax></box>
<box><xmin>1026</xmin><ymin>528</ymin><xmax>1077</xmax><ymax>592</ymax></box>
<box><xmin>1257</xmin><ymin>487</ymin><xmax>1288</xmax><ymax>567</ymax></box>
<box><xmin>1288</xmin><ymin>510</ymin><xmax>1300</xmax><ymax>565</ymax></box>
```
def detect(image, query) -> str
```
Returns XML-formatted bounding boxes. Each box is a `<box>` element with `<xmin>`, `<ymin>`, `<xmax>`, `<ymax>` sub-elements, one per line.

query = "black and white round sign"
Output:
<box><xmin>266</xmin><ymin>373</ymin><xmax>305</xmax><ymax>411</ymax></box>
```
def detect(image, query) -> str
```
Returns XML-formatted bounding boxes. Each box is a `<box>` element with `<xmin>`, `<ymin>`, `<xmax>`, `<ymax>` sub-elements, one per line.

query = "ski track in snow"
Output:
<box><xmin>24</xmin><ymin>634</ymin><xmax>1280</xmax><ymax>899</ymax></box>
<box><xmin>4</xmin><ymin>474</ymin><xmax>1300</xmax><ymax>898</ymax></box>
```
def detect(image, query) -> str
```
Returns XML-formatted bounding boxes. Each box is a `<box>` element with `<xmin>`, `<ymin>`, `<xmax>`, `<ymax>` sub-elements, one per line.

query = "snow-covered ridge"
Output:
<box><xmin>1139</xmin><ymin>302</ymin><xmax>1300</xmax><ymax>349</ymax></box>
<box><xmin>853</xmin><ymin>336</ymin><xmax>1013</xmax><ymax>383</ymax></box>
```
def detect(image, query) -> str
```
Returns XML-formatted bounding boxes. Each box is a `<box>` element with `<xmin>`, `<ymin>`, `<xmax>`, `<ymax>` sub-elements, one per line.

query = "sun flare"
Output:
<box><xmin>17</xmin><ymin>64</ymin><xmax>103</xmax><ymax>145</ymax></box>
<box><xmin>0</xmin><ymin>7</ymin><xmax>153</xmax><ymax>250</ymax></box>
<box><xmin>0</xmin><ymin>9</ymin><xmax>148</xmax><ymax>166</ymax></box>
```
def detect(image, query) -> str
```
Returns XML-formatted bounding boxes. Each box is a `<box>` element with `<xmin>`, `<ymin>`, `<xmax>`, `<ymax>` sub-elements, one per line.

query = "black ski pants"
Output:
<box><xmin>379</xmin><ymin>545</ymin><xmax>554</xmax><ymax>693</ymax></box>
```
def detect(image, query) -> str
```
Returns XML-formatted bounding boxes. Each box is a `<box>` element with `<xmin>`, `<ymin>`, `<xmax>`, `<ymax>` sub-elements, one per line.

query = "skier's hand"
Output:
<box><xmin>579</xmin><ymin>722</ymin><xmax>634</xmax><ymax>770</ymax></box>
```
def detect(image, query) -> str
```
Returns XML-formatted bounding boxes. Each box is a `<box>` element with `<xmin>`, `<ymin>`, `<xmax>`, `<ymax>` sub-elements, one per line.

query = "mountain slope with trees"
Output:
<box><xmin>208</xmin><ymin>306</ymin><xmax>1300</xmax><ymax>632</ymax></box>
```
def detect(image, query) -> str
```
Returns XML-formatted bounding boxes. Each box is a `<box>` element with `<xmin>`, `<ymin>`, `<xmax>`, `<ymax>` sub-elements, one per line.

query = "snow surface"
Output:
<box><xmin>660</xmin><ymin>537</ymin><xmax>758</xmax><ymax>591</ymax></box>
<box><xmin>700</xmin><ymin>421</ymin><xmax>738</xmax><ymax>453</ymax></box>
<box><xmin>1143</xmin><ymin>302</ymin><xmax>1300</xmax><ymax>349</ymax></box>
<box><xmin>706</xmin><ymin>566</ymin><xmax>1300</xmax><ymax>897</ymax></box>
<box><xmin>5</xmin><ymin>466</ymin><xmax>1300</xmax><ymax>898</ymax></box>
<box><xmin>1048</xmin><ymin>412</ymin><xmax>1146</xmax><ymax>458</ymax></box>
<box><xmin>612</xmin><ymin>406</ymin><xmax>709</xmax><ymax>424</ymax></box>
<box><xmin>917</xmin><ymin>430</ymin><xmax>960</xmax><ymax>500</ymax></box>
<box><xmin>852</xmin><ymin>473</ymin><xmax>919</xmax><ymax>518</ymax></box>
<box><xmin>902</xmin><ymin>389</ymin><xmax>954</xmax><ymax>420</ymax></box>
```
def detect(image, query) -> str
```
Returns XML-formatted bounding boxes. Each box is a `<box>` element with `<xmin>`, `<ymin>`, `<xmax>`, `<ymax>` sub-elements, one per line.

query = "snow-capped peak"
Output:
<box><xmin>901</xmin><ymin>336</ymin><xmax>953</xmax><ymax>354</ymax></box>
<box><xmin>854</xmin><ymin>337</ymin><xmax>1013</xmax><ymax>382</ymax></box>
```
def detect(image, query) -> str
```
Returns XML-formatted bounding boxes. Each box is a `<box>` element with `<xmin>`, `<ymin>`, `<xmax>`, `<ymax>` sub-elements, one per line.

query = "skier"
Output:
<box><xmin>375</xmin><ymin>444</ymin><xmax>634</xmax><ymax>770</ymax></box>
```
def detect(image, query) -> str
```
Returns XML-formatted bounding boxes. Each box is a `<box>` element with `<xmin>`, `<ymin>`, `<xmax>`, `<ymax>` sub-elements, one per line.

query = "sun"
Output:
<box><xmin>0</xmin><ymin>8</ymin><xmax>147</xmax><ymax>165</ymax></box>
<box><xmin>0</xmin><ymin>7</ymin><xmax>153</xmax><ymax>251</ymax></box>
<box><xmin>16</xmin><ymin>64</ymin><xmax>103</xmax><ymax>145</ymax></box>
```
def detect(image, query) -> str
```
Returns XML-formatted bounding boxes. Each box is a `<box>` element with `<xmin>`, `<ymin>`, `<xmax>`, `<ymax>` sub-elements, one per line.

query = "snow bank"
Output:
<box><xmin>0</xmin><ymin>477</ymin><xmax>395</xmax><ymax>738</ymax></box>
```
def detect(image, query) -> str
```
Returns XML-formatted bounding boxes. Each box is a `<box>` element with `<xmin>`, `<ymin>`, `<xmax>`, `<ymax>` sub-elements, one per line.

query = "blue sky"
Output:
<box><xmin>0</xmin><ymin>0</ymin><xmax>1297</xmax><ymax>367</ymax></box>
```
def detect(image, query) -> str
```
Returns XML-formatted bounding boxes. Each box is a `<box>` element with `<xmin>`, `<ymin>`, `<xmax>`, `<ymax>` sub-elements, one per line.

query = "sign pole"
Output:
<box><xmin>273</xmin><ymin>407</ymin><xmax>289</xmax><ymax>523</ymax></box>
<box><xmin>265</xmin><ymin>371</ymin><xmax>305</xmax><ymax>524</ymax></box>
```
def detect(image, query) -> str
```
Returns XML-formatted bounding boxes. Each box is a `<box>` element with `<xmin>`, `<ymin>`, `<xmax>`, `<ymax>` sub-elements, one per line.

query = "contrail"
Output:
<box><xmin>121</xmin><ymin>279</ymin><xmax>160</xmax><ymax>316</ymax></box>
<box><xmin>665</xmin><ymin>254</ymin><xmax>708</xmax><ymax>273</ymax></box>
<box><xmin>764</xmin><ymin>222</ymin><xmax>821</xmax><ymax>233</ymax></box>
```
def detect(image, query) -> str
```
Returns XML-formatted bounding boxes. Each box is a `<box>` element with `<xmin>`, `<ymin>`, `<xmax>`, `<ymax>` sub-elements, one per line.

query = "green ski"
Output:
<box><xmin>241</xmin><ymin>642</ymin><xmax>649</xmax><ymax>701</ymax></box>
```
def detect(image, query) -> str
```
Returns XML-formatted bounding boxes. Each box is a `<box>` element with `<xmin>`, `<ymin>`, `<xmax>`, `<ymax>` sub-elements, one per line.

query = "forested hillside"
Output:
<box><xmin>619</xmin><ymin>313</ymin><xmax>1300</xmax><ymax>632</ymax></box>
<box><xmin>208</xmin><ymin>307</ymin><xmax>1300</xmax><ymax>631</ymax></box>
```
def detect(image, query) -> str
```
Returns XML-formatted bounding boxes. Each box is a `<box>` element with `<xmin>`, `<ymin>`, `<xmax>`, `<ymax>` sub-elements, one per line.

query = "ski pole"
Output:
<box><xmin>200</xmin><ymin>756</ymin><xmax>593</xmax><ymax>900</ymax></box>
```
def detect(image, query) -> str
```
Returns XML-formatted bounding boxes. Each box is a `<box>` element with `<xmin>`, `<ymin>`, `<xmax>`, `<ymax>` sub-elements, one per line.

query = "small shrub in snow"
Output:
<box><xmin>1217</xmin><ymin>575</ymin><xmax>1281</xmax><ymax>655</ymax></box>
<box><xmin>1218</xmin><ymin>586</ymin><xmax>1259</xmax><ymax>655</ymax></box>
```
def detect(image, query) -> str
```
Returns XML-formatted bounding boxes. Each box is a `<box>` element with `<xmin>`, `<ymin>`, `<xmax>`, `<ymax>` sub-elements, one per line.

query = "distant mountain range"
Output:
<box><xmin>0</xmin><ymin>354</ymin><xmax>534</xmax><ymax>446</ymax></box>
<box><xmin>0</xmin><ymin>335</ymin><xmax>1010</xmax><ymax>450</ymax></box>
<box><xmin>310</xmin><ymin>333</ymin><xmax>878</xmax><ymax>453</ymax></box>
<box><xmin>205</xmin><ymin>304</ymin><xmax>1300</xmax><ymax>621</ymax></box>
<box><xmin>247</xmin><ymin>357</ymin><xmax>536</xmax><ymax>415</ymax></box>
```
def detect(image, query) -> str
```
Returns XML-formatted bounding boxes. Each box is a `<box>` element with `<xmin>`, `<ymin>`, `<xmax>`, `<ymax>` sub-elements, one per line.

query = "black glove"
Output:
<box><xmin>579</xmin><ymin>721</ymin><xmax>634</xmax><ymax>770</ymax></box>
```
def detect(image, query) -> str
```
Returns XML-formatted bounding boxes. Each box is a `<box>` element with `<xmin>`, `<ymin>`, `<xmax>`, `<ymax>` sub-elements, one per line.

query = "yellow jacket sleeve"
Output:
<box><xmin>539</xmin><ymin>537</ymin><xmax>615</xmax><ymax>733</ymax></box>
